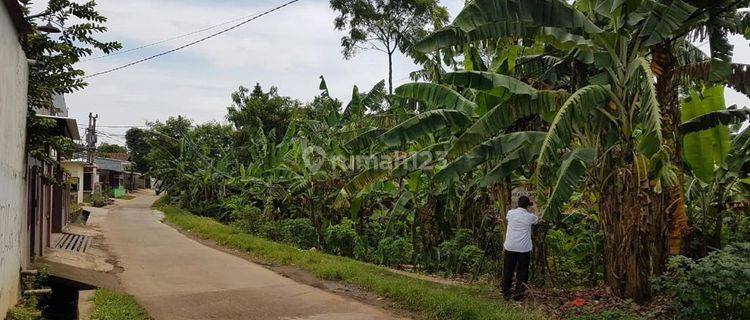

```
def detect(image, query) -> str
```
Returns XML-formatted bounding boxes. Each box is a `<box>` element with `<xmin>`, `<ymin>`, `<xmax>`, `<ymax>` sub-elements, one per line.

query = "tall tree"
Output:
<box><xmin>22</xmin><ymin>0</ymin><xmax>120</xmax><ymax>165</ymax></box>
<box><xmin>226</xmin><ymin>84</ymin><xmax>300</xmax><ymax>164</ymax></box>
<box><xmin>125</xmin><ymin>128</ymin><xmax>151</xmax><ymax>173</ymax></box>
<box><xmin>329</xmin><ymin>0</ymin><xmax>449</xmax><ymax>94</ymax></box>
<box><xmin>145</xmin><ymin>116</ymin><xmax>193</xmax><ymax>192</ymax></box>
<box><xmin>96</xmin><ymin>143</ymin><xmax>128</xmax><ymax>155</ymax></box>
<box><xmin>226</xmin><ymin>84</ymin><xmax>298</xmax><ymax>139</ymax></box>
<box><xmin>653</xmin><ymin>0</ymin><xmax>750</xmax><ymax>256</ymax></box>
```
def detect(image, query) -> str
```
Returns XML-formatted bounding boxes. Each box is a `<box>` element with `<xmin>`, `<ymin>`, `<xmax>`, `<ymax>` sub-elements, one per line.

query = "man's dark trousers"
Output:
<box><xmin>502</xmin><ymin>250</ymin><xmax>531</xmax><ymax>300</ymax></box>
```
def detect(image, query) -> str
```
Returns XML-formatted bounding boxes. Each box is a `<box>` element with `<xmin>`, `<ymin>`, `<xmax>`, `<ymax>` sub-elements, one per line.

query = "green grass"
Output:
<box><xmin>157</xmin><ymin>203</ymin><xmax>546</xmax><ymax>320</ymax></box>
<box><xmin>90</xmin><ymin>289</ymin><xmax>149</xmax><ymax>320</ymax></box>
<box><xmin>5</xmin><ymin>305</ymin><xmax>40</xmax><ymax>320</ymax></box>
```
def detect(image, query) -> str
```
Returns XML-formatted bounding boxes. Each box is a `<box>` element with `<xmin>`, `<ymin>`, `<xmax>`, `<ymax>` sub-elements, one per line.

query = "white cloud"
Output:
<box><xmin>34</xmin><ymin>0</ymin><xmax>748</xmax><ymax>139</ymax></box>
<box><xmin>64</xmin><ymin>0</ymin><xmax>443</xmax><ymax>137</ymax></box>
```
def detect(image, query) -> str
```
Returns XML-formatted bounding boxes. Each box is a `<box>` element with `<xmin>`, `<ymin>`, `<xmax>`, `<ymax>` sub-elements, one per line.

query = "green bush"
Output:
<box><xmin>230</xmin><ymin>204</ymin><xmax>267</xmax><ymax>235</ymax></box>
<box><xmin>376</xmin><ymin>236</ymin><xmax>413</xmax><ymax>266</ymax></box>
<box><xmin>545</xmin><ymin>210</ymin><xmax>604</xmax><ymax>287</ymax></box>
<box><xmin>85</xmin><ymin>192</ymin><xmax>111</xmax><ymax>207</ymax></box>
<box><xmin>324</xmin><ymin>218</ymin><xmax>360</xmax><ymax>256</ymax></box>
<box><xmin>279</xmin><ymin>218</ymin><xmax>319</xmax><ymax>249</ymax></box>
<box><xmin>653</xmin><ymin>242</ymin><xmax>750</xmax><ymax>319</ymax></box>
<box><xmin>151</xmin><ymin>194</ymin><xmax>171</xmax><ymax>207</ymax></box>
<box><xmin>5</xmin><ymin>305</ymin><xmax>39</xmax><ymax>320</ymax></box>
<box><xmin>6</xmin><ymin>270</ymin><xmax>49</xmax><ymax>320</ymax></box>
<box><xmin>458</xmin><ymin>245</ymin><xmax>485</xmax><ymax>273</ymax></box>
<box><xmin>259</xmin><ymin>220</ymin><xmax>283</xmax><ymax>241</ymax></box>
<box><xmin>438</xmin><ymin>229</ymin><xmax>485</xmax><ymax>275</ymax></box>
<box><xmin>68</xmin><ymin>202</ymin><xmax>83</xmax><ymax>222</ymax></box>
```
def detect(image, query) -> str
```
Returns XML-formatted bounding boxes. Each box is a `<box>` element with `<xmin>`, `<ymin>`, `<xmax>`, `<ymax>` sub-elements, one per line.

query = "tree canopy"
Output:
<box><xmin>22</xmin><ymin>0</ymin><xmax>120</xmax><ymax>166</ymax></box>
<box><xmin>97</xmin><ymin>143</ymin><xmax>128</xmax><ymax>155</ymax></box>
<box><xmin>329</xmin><ymin>0</ymin><xmax>449</xmax><ymax>93</ymax></box>
<box><xmin>125</xmin><ymin>128</ymin><xmax>152</xmax><ymax>174</ymax></box>
<box><xmin>227</xmin><ymin>83</ymin><xmax>300</xmax><ymax>141</ymax></box>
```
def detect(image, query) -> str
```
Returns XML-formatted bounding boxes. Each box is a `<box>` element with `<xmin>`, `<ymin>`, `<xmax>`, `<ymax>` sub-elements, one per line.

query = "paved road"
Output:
<box><xmin>100</xmin><ymin>191</ymin><xmax>401</xmax><ymax>320</ymax></box>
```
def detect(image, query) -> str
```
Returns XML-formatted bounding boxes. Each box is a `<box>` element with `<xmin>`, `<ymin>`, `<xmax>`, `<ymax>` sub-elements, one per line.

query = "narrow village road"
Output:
<box><xmin>99</xmin><ymin>191</ymin><xmax>402</xmax><ymax>320</ymax></box>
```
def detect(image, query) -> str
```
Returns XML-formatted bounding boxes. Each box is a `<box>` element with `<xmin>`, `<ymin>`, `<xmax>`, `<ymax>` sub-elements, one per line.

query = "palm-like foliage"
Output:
<box><xmin>685</xmin><ymin>125</ymin><xmax>750</xmax><ymax>254</ymax></box>
<box><xmin>392</xmin><ymin>0</ymin><xmax>749</xmax><ymax>301</ymax></box>
<box><xmin>143</xmin><ymin>0</ymin><xmax>750</xmax><ymax>304</ymax></box>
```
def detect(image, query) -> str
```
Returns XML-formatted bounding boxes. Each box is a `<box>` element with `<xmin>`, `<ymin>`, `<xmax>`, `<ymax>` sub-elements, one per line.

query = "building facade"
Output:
<box><xmin>62</xmin><ymin>159</ymin><xmax>88</xmax><ymax>204</ymax></box>
<box><xmin>25</xmin><ymin>115</ymin><xmax>79</xmax><ymax>259</ymax></box>
<box><xmin>0</xmin><ymin>0</ymin><xmax>30</xmax><ymax>315</ymax></box>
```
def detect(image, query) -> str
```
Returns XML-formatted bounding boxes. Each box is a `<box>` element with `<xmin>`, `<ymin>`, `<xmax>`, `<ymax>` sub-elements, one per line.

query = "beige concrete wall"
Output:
<box><xmin>62</xmin><ymin>162</ymin><xmax>85</xmax><ymax>204</ymax></box>
<box><xmin>0</xmin><ymin>5</ymin><xmax>29</xmax><ymax>316</ymax></box>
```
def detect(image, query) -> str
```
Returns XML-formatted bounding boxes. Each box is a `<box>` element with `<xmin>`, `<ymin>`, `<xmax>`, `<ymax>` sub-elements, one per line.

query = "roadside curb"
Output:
<box><xmin>77</xmin><ymin>290</ymin><xmax>94</xmax><ymax>320</ymax></box>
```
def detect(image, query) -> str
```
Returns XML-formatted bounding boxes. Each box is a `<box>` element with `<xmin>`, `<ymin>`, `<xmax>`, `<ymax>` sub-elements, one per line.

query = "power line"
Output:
<box><xmin>96</xmin><ymin>133</ymin><xmax>127</xmax><ymax>145</ymax></box>
<box><xmin>80</xmin><ymin>9</ymin><xmax>265</xmax><ymax>62</ymax></box>
<box><xmin>78</xmin><ymin>124</ymin><xmax>148</xmax><ymax>129</ymax></box>
<box><xmin>82</xmin><ymin>0</ymin><xmax>302</xmax><ymax>79</ymax></box>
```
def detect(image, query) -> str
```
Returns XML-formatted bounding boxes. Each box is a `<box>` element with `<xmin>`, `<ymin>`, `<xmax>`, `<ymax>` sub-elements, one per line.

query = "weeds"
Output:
<box><xmin>90</xmin><ymin>289</ymin><xmax>149</xmax><ymax>320</ymax></box>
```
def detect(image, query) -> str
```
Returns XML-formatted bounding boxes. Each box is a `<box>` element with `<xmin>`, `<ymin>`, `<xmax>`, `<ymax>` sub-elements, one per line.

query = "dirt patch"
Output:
<box><xmin>163</xmin><ymin>220</ymin><xmax>420</xmax><ymax>319</ymax></box>
<box><xmin>524</xmin><ymin>285</ymin><xmax>671</xmax><ymax>319</ymax></box>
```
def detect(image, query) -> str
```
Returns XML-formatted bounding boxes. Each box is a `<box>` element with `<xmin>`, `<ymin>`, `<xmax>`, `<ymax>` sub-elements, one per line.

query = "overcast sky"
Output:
<box><xmin>34</xmin><ymin>0</ymin><xmax>748</xmax><ymax>145</ymax></box>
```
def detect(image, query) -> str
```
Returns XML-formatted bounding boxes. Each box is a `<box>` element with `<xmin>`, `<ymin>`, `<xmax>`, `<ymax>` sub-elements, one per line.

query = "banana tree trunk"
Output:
<box><xmin>530</xmin><ymin>224</ymin><xmax>552</xmax><ymax>286</ymax></box>
<box><xmin>598</xmin><ymin>154</ymin><xmax>668</xmax><ymax>303</ymax></box>
<box><xmin>653</xmin><ymin>44</ymin><xmax>690</xmax><ymax>257</ymax></box>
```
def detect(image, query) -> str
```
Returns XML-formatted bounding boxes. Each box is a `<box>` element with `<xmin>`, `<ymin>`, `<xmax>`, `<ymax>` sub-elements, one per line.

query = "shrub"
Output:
<box><xmin>653</xmin><ymin>242</ymin><xmax>750</xmax><ymax>319</ymax></box>
<box><xmin>85</xmin><ymin>192</ymin><xmax>111</xmax><ymax>207</ymax></box>
<box><xmin>187</xmin><ymin>201</ymin><xmax>229</xmax><ymax>220</ymax></box>
<box><xmin>68</xmin><ymin>202</ymin><xmax>83</xmax><ymax>222</ymax></box>
<box><xmin>457</xmin><ymin>245</ymin><xmax>485</xmax><ymax>273</ymax></box>
<box><xmin>230</xmin><ymin>204</ymin><xmax>267</xmax><ymax>235</ymax></box>
<box><xmin>279</xmin><ymin>218</ymin><xmax>319</xmax><ymax>249</ymax></box>
<box><xmin>376</xmin><ymin>236</ymin><xmax>413</xmax><ymax>267</ymax></box>
<box><xmin>438</xmin><ymin>229</ymin><xmax>485</xmax><ymax>275</ymax></box>
<box><xmin>259</xmin><ymin>220</ymin><xmax>283</xmax><ymax>241</ymax></box>
<box><xmin>152</xmin><ymin>194</ymin><xmax>171</xmax><ymax>207</ymax></box>
<box><xmin>352</xmin><ymin>239</ymin><xmax>370</xmax><ymax>262</ymax></box>
<box><xmin>325</xmin><ymin>218</ymin><xmax>360</xmax><ymax>257</ymax></box>
<box><xmin>546</xmin><ymin>212</ymin><xmax>604</xmax><ymax>287</ymax></box>
<box><xmin>6</xmin><ymin>270</ymin><xmax>49</xmax><ymax>320</ymax></box>
<box><xmin>5</xmin><ymin>305</ymin><xmax>39</xmax><ymax>320</ymax></box>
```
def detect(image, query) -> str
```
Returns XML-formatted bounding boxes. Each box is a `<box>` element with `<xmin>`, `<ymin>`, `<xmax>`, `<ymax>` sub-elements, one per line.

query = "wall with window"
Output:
<box><xmin>62</xmin><ymin>162</ymin><xmax>85</xmax><ymax>203</ymax></box>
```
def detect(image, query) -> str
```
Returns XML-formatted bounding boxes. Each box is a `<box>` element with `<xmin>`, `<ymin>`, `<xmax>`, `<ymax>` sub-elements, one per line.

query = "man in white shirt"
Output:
<box><xmin>502</xmin><ymin>196</ymin><xmax>540</xmax><ymax>300</ymax></box>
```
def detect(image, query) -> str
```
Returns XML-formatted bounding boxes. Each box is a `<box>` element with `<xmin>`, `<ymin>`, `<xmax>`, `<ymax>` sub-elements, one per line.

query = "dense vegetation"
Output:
<box><xmin>138</xmin><ymin>0</ymin><xmax>750</xmax><ymax>317</ymax></box>
<box><xmin>158</xmin><ymin>201</ymin><xmax>546</xmax><ymax>320</ymax></box>
<box><xmin>96</xmin><ymin>143</ymin><xmax>128</xmax><ymax>155</ymax></box>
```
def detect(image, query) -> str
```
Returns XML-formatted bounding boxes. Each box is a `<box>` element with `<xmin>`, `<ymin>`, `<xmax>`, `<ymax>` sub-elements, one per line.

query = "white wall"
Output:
<box><xmin>62</xmin><ymin>162</ymin><xmax>84</xmax><ymax>203</ymax></box>
<box><xmin>0</xmin><ymin>5</ymin><xmax>28</xmax><ymax>315</ymax></box>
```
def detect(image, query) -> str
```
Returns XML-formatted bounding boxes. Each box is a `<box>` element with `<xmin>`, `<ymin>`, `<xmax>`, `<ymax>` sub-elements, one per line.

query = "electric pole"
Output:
<box><xmin>85</xmin><ymin>113</ymin><xmax>98</xmax><ymax>164</ymax></box>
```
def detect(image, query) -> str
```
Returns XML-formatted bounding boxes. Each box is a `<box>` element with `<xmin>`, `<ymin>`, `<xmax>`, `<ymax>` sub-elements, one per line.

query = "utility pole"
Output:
<box><xmin>85</xmin><ymin>113</ymin><xmax>98</xmax><ymax>164</ymax></box>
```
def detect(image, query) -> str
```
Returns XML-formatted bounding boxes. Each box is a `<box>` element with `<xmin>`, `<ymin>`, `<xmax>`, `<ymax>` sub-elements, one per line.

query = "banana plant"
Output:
<box><xmin>407</xmin><ymin>0</ymin><xmax>750</xmax><ymax>301</ymax></box>
<box><xmin>685</xmin><ymin>125</ymin><xmax>750</xmax><ymax>253</ymax></box>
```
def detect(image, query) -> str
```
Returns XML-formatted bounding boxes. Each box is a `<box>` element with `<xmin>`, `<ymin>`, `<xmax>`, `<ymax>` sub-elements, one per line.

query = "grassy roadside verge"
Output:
<box><xmin>156</xmin><ymin>202</ymin><xmax>545</xmax><ymax>320</ymax></box>
<box><xmin>90</xmin><ymin>289</ymin><xmax>149</xmax><ymax>320</ymax></box>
